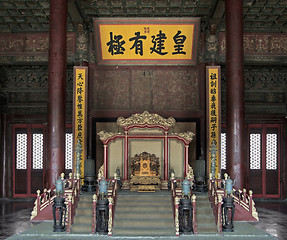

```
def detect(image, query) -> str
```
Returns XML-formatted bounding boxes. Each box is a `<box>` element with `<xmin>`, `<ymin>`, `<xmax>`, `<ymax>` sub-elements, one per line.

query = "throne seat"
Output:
<box><xmin>130</xmin><ymin>152</ymin><xmax>161</xmax><ymax>192</ymax></box>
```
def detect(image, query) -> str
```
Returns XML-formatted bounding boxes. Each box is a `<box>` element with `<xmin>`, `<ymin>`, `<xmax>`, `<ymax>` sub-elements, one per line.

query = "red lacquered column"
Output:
<box><xmin>225</xmin><ymin>0</ymin><xmax>245</xmax><ymax>189</ymax></box>
<box><xmin>46</xmin><ymin>0</ymin><xmax>68</xmax><ymax>188</ymax></box>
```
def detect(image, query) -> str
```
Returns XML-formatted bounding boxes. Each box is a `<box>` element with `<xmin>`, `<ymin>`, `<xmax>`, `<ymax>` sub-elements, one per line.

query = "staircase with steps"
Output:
<box><xmin>71</xmin><ymin>193</ymin><xmax>94</xmax><ymax>234</ymax></box>
<box><xmin>70</xmin><ymin>191</ymin><xmax>217</xmax><ymax>236</ymax></box>
<box><xmin>113</xmin><ymin>191</ymin><xmax>174</xmax><ymax>236</ymax></box>
<box><xmin>195</xmin><ymin>193</ymin><xmax>218</xmax><ymax>234</ymax></box>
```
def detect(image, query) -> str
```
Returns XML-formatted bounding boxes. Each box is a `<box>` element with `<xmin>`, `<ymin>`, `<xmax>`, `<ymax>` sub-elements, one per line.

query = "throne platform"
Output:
<box><xmin>97</xmin><ymin>111</ymin><xmax>195</xmax><ymax>189</ymax></box>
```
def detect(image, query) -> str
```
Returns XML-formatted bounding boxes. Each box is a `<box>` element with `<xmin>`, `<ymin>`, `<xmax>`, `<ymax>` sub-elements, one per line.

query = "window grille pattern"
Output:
<box><xmin>221</xmin><ymin>133</ymin><xmax>226</xmax><ymax>169</ymax></box>
<box><xmin>32</xmin><ymin>134</ymin><xmax>43</xmax><ymax>169</ymax></box>
<box><xmin>266</xmin><ymin>134</ymin><xmax>277</xmax><ymax>170</ymax></box>
<box><xmin>250</xmin><ymin>133</ymin><xmax>261</xmax><ymax>170</ymax></box>
<box><xmin>16</xmin><ymin>134</ymin><xmax>27</xmax><ymax>169</ymax></box>
<box><xmin>65</xmin><ymin>133</ymin><xmax>73</xmax><ymax>170</ymax></box>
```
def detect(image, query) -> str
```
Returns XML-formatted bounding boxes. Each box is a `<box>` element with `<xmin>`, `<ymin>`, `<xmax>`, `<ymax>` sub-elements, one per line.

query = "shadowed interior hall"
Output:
<box><xmin>0</xmin><ymin>0</ymin><xmax>286</xmax><ymax>239</ymax></box>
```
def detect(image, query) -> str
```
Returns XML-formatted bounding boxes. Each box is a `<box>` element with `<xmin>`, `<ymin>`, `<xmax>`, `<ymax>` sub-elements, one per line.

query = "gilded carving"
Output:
<box><xmin>130</xmin><ymin>152</ymin><xmax>161</xmax><ymax>192</ymax></box>
<box><xmin>0</xmin><ymin>33</ymin><xmax>75</xmax><ymax>54</ymax></box>
<box><xmin>221</xmin><ymin>66</ymin><xmax>287</xmax><ymax>92</ymax></box>
<box><xmin>89</xmin><ymin>52</ymin><xmax>97</xmax><ymax>63</ymax></box>
<box><xmin>220</xmin><ymin>32</ymin><xmax>287</xmax><ymax>55</ymax></box>
<box><xmin>76</xmin><ymin>24</ymin><xmax>89</xmax><ymax>62</ymax></box>
<box><xmin>175</xmin><ymin>131</ymin><xmax>195</xmax><ymax>142</ymax></box>
<box><xmin>25</xmin><ymin>37</ymin><xmax>49</xmax><ymax>52</ymax></box>
<box><xmin>252</xmin><ymin>204</ymin><xmax>259</xmax><ymax>221</ymax></box>
<box><xmin>97</xmin><ymin>130</ymin><xmax>118</xmax><ymax>141</ymax></box>
<box><xmin>0</xmin><ymin>55</ymin><xmax>48</xmax><ymax>64</ymax></box>
<box><xmin>0</xmin><ymin>66</ymin><xmax>73</xmax><ymax>89</ymax></box>
<box><xmin>97</xmin><ymin>165</ymin><xmax>104</xmax><ymax>180</ymax></box>
<box><xmin>0</xmin><ymin>39</ymin><xmax>24</xmax><ymax>52</ymax></box>
<box><xmin>0</xmin><ymin>55</ymin><xmax>76</xmax><ymax>64</ymax></box>
<box><xmin>108</xmin><ymin>197</ymin><xmax>113</xmax><ymax>235</ymax></box>
<box><xmin>0</xmin><ymin>65</ymin><xmax>74</xmax><ymax>115</ymax></box>
<box><xmin>30</xmin><ymin>198</ymin><xmax>38</xmax><ymax>220</ymax></box>
<box><xmin>117</xmin><ymin>111</ymin><xmax>176</xmax><ymax>129</ymax></box>
<box><xmin>186</xmin><ymin>164</ymin><xmax>194</xmax><ymax>181</ymax></box>
<box><xmin>174</xmin><ymin>197</ymin><xmax>180</xmax><ymax>235</ymax></box>
<box><xmin>93</xmin><ymin>194</ymin><xmax>97</xmax><ymax>202</ymax></box>
<box><xmin>205</xmin><ymin>24</ymin><xmax>218</xmax><ymax>62</ymax></box>
<box><xmin>206</xmin><ymin>35</ymin><xmax>218</xmax><ymax>51</ymax></box>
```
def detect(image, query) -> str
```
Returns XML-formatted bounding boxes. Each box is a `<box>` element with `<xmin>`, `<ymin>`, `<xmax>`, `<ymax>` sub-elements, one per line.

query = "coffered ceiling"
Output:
<box><xmin>0</xmin><ymin>0</ymin><xmax>287</xmax><ymax>33</ymax></box>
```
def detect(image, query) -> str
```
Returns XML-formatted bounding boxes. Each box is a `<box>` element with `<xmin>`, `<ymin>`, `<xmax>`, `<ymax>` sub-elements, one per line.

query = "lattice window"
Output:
<box><xmin>32</xmin><ymin>133</ymin><xmax>43</xmax><ymax>169</ymax></box>
<box><xmin>221</xmin><ymin>133</ymin><xmax>226</xmax><ymax>169</ymax></box>
<box><xmin>266</xmin><ymin>134</ymin><xmax>277</xmax><ymax>170</ymax></box>
<box><xmin>250</xmin><ymin>133</ymin><xmax>261</xmax><ymax>170</ymax></box>
<box><xmin>16</xmin><ymin>134</ymin><xmax>27</xmax><ymax>169</ymax></box>
<box><xmin>65</xmin><ymin>133</ymin><xmax>73</xmax><ymax>170</ymax></box>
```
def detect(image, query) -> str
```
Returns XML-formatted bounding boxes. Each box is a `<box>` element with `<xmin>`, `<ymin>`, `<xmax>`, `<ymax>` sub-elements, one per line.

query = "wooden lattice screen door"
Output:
<box><xmin>247</xmin><ymin>124</ymin><xmax>281</xmax><ymax>198</ymax></box>
<box><xmin>13</xmin><ymin>124</ymin><xmax>45</xmax><ymax>198</ymax></box>
<box><xmin>13</xmin><ymin>124</ymin><xmax>74</xmax><ymax>197</ymax></box>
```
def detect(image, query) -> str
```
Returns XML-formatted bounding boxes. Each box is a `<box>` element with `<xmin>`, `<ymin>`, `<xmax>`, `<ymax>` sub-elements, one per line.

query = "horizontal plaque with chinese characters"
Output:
<box><xmin>93</xmin><ymin>18</ymin><xmax>200</xmax><ymax>65</ymax></box>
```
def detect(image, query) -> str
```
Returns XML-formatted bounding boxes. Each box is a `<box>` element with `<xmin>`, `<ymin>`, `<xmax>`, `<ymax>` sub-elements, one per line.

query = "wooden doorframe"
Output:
<box><xmin>13</xmin><ymin>124</ymin><xmax>45</xmax><ymax>198</ymax></box>
<box><xmin>13</xmin><ymin>123</ymin><xmax>73</xmax><ymax>198</ymax></box>
<box><xmin>247</xmin><ymin>124</ymin><xmax>281</xmax><ymax>199</ymax></box>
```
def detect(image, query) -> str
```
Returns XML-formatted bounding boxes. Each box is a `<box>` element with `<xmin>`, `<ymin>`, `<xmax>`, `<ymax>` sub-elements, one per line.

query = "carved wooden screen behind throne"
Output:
<box><xmin>98</xmin><ymin>111</ymin><xmax>195</xmax><ymax>189</ymax></box>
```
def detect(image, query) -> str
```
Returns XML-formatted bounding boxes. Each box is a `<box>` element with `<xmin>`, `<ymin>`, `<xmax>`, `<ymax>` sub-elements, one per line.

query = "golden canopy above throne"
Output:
<box><xmin>130</xmin><ymin>152</ymin><xmax>161</xmax><ymax>191</ymax></box>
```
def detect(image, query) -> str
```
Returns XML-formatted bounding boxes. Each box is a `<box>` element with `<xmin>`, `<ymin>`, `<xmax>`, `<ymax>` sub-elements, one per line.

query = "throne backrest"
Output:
<box><xmin>131</xmin><ymin>152</ymin><xmax>160</xmax><ymax>177</ymax></box>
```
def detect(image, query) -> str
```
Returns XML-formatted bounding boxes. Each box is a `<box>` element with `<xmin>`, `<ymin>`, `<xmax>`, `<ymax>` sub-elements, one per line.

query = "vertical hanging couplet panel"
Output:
<box><xmin>73</xmin><ymin>66</ymin><xmax>88</xmax><ymax>178</ymax></box>
<box><xmin>206</xmin><ymin>66</ymin><xmax>221</xmax><ymax>177</ymax></box>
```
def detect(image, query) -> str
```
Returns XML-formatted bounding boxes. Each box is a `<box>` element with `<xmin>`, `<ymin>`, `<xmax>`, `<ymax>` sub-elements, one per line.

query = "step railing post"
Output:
<box><xmin>249</xmin><ymin>190</ymin><xmax>253</xmax><ymax>213</ymax></box>
<box><xmin>66</xmin><ymin>195</ymin><xmax>72</xmax><ymax>233</ymax></box>
<box><xmin>243</xmin><ymin>188</ymin><xmax>247</xmax><ymax>203</ymax></box>
<box><xmin>37</xmin><ymin>190</ymin><xmax>41</xmax><ymax>213</ymax></box>
<box><xmin>76</xmin><ymin>173</ymin><xmax>80</xmax><ymax>191</ymax></box>
<box><xmin>108</xmin><ymin>197</ymin><xmax>114</xmax><ymax>236</ymax></box>
<box><xmin>43</xmin><ymin>189</ymin><xmax>47</xmax><ymax>202</ymax></box>
<box><xmin>48</xmin><ymin>189</ymin><xmax>52</xmax><ymax>204</ymax></box>
<box><xmin>238</xmin><ymin>189</ymin><xmax>242</xmax><ymax>205</ymax></box>
<box><xmin>217</xmin><ymin>194</ymin><xmax>222</xmax><ymax>233</ymax></box>
<box><xmin>30</xmin><ymin>190</ymin><xmax>41</xmax><ymax>220</ymax></box>
<box><xmin>174</xmin><ymin>196</ymin><xmax>180</xmax><ymax>236</ymax></box>
<box><xmin>92</xmin><ymin>194</ymin><xmax>97</xmax><ymax>234</ymax></box>
<box><xmin>192</xmin><ymin>195</ymin><xmax>197</xmax><ymax>234</ymax></box>
<box><xmin>217</xmin><ymin>173</ymin><xmax>221</xmax><ymax>188</ymax></box>
<box><xmin>208</xmin><ymin>173</ymin><xmax>212</xmax><ymax>201</ymax></box>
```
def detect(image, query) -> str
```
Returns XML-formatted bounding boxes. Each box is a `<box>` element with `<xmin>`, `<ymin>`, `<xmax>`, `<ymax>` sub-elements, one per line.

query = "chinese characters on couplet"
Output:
<box><xmin>75</xmin><ymin>71</ymin><xmax>85</xmax><ymax>160</ymax></box>
<box><xmin>209</xmin><ymin>72</ymin><xmax>218</xmax><ymax>147</ymax></box>
<box><xmin>106</xmin><ymin>30</ymin><xmax>187</xmax><ymax>56</ymax></box>
<box><xmin>206</xmin><ymin>66</ymin><xmax>221</xmax><ymax>176</ymax></box>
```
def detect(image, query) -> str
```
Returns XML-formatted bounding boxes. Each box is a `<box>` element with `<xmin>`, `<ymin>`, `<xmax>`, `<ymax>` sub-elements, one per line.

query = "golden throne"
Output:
<box><xmin>130</xmin><ymin>152</ymin><xmax>161</xmax><ymax>191</ymax></box>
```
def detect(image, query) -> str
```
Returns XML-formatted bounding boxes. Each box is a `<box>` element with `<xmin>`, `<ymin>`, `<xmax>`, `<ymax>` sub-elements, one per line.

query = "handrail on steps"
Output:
<box><xmin>30</xmin><ymin>172</ymin><xmax>81</xmax><ymax>234</ymax></box>
<box><xmin>208</xmin><ymin>173</ymin><xmax>259</xmax><ymax>234</ymax></box>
